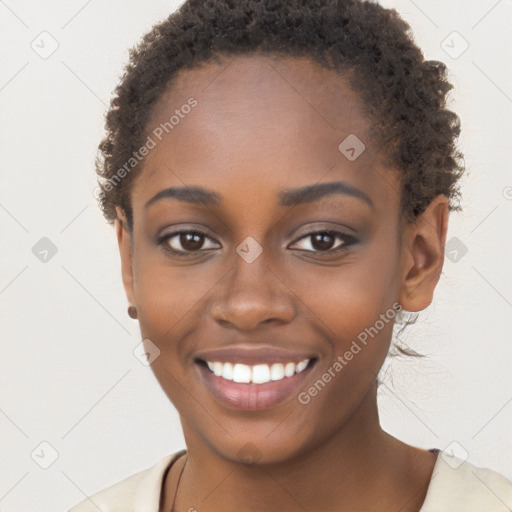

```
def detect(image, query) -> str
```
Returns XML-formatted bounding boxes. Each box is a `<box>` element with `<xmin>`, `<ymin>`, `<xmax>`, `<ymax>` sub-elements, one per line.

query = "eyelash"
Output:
<box><xmin>156</xmin><ymin>229</ymin><xmax>357</xmax><ymax>257</ymax></box>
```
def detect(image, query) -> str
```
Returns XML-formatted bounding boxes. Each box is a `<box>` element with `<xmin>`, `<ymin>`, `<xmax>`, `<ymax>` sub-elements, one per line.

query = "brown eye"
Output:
<box><xmin>180</xmin><ymin>232</ymin><xmax>205</xmax><ymax>251</ymax></box>
<box><xmin>310</xmin><ymin>232</ymin><xmax>336</xmax><ymax>251</ymax></box>
<box><xmin>158</xmin><ymin>230</ymin><xmax>221</xmax><ymax>255</ymax></box>
<box><xmin>289</xmin><ymin>230</ymin><xmax>357</xmax><ymax>254</ymax></box>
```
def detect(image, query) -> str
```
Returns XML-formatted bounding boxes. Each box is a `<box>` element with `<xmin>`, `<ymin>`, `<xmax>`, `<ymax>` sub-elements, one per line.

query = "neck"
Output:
<box><xmin>167</xmin><ymin>382</ymin><xmax>434</xmax><ymax>512</ymax></box>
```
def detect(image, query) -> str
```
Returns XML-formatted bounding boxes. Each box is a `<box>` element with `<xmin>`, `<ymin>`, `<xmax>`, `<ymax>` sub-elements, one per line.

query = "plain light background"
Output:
<box><xmin>0</xmin><ymin>0</ymin><xmax>511</xmax><ymax>510</ymax></box>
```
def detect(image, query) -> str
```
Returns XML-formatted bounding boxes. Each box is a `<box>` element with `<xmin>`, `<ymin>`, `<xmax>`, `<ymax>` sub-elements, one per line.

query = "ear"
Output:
<box><xmin>398</xmin><ymin>195</ymin><xmax>450</xmax><ymax>312</ymax></box>
<box><xmin>114</xmin><ymin>207</ymin><xmax>136</xmax><ymax>307</ymax></box>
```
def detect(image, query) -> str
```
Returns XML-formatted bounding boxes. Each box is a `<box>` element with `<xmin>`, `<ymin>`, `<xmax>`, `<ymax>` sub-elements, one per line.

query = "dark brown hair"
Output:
<box><xmin>95</xmin><ymin>0</ymin><xmax>464</xmax><ymax>234</ymax></box>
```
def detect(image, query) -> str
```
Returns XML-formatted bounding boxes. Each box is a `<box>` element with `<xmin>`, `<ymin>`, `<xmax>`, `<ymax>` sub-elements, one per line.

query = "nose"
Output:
<box><xmin>209</xmin><ymin>250</ymin><xmax>296</xmax><ymax>331</ymax></box>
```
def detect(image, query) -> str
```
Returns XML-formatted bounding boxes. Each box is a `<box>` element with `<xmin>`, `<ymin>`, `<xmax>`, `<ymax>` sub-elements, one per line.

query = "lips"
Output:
<box><xmin>194</xmin><ymin>345</ymin><xmax>318</xmax><ymax>410</ymax></box>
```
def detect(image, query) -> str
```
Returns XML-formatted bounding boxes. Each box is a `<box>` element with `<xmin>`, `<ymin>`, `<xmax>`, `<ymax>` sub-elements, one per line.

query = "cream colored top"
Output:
<box><xmin>68</xmin><ymin>449</ymin><xmax>512</xmax><ymax>511</ymax></box>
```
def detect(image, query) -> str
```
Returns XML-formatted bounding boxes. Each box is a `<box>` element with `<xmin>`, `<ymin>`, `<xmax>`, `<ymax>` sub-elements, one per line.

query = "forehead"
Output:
<box><xmin>132</xmin><ymin>54</ymin><xmax>399</xmax><ymax>214</ymax></box>
<box><xmin>146</xmin><ymin>54</ymin><xmax>370</xmax><ymax>147</ymax></box>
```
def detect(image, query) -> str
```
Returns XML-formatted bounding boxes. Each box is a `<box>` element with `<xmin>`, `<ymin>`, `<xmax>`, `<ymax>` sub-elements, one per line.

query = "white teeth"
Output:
<box><xmin>204</xmin><ymin>358</ymin><xmax>311</xmax><ymax>384</ymax></box>
<box><xmin>212</xmin><ymin>362</ymin><xmax>223</xmax><ymax>377</ymax></box>
<box><xmin>251</xmin><ymin>364</ymin><xmax>270</xmax><ymax>384</ymax></box>
<box><xmin>284</xmin><ymin>362</ymin><xmax>295</xmax><ymax>377</ymax></box>
<box><xmin>232</xmin><ymin>363</ymin><xmax>252</xmax><ymax>383</ymax></box>
<box><xmin>296</xmin><ymin>359</ymin><xmax>308</xmax><ymax>373</ymax></box>
<box><xmin>221</xmin><ymin>362</ymin><xmax>233</xmax><ymax>380</ymax></box>
<box><xmin>270</xmin><ymin>363</ymin><xmax>285</xmax><ymax>381</ymax></box>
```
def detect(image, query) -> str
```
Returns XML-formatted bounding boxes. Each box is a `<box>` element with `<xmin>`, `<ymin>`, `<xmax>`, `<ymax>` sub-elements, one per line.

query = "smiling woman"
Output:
<box><xmin>67</xmin><ymin>0</ymin><xmax>511</xmax><ymax>511</ymax></box>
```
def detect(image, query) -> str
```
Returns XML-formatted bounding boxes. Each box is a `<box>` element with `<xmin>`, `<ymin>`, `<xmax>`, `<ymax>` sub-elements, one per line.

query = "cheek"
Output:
<box><xmin>290</xmin><ymin>262</ymin><xmax>398</xmax><ymax>428</ymax></box>
<box><xmin>132</xmin><ymin>252</ymin><xmax>225</xmax><ymax>357</ymax></box>
<box><xmin>295</xmin><ymin>268</ymin><xmax>396</xmax><ymax>388</ymax></box>
<box><xmin>288</xmin><ymin>252</ymin><xmax>400</xmax><ymax>340</ymax></box>
<box><xmin>136</xmin><ymin>272</ymin><xmax>210</xmax><ymax>325</ymax></box>
<box><xmin>285</xmin><ymin>241</ymin><xmax>401</xmax><ymax>389</ymax></box>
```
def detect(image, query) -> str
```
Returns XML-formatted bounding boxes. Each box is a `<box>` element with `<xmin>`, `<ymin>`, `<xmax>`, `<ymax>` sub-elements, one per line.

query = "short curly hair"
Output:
<box><xmin>96</xmin><ymin>0</ymin><xmax>464</xmax><ymax>232</ymax></box>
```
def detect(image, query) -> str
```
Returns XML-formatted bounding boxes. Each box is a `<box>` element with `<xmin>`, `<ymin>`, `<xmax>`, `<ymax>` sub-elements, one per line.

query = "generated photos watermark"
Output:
<box><xmin>298</xmin><ymin>301</ymin><xmax>403</xmax><ymax>405</ymax></box>
<box><xmin>93</xmin><ymin>97</ymin><xmax>198</xmax><ymax>199</ymax></box>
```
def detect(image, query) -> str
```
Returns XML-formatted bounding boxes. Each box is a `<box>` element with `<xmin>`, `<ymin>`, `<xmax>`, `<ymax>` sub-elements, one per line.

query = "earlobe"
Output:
<box><xmin>398</xmin><ymin>195</ymin><xmax>450</xmax><ymax>312</ymax></box>
<box><xmin>114</xmin><ymin>208</ymin><xmax>136</xmax><ymax>308</ymax></box>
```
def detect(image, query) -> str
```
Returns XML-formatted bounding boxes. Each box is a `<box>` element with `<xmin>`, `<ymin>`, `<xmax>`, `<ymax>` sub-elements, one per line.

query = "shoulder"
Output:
<box><xmin>67</xmin><ymin>450</ymin><xmax>186</xmax><ymax>512</ymax></box>
<box><xmin>421</xmin><ymin>451</ymin><xmax>512</xmax><ymax>511</ymax></box>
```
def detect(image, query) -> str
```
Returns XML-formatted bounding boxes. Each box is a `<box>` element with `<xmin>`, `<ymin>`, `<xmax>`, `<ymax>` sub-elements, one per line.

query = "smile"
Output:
<box><xmin>204</xmin><ymin>359</ymin><xmax>311</xmax><ymax>384</ymax></box>
<box><xmin>195</xmin><ymin>356</ymin><xmax>317</xmax><ymax>410</ymax></box>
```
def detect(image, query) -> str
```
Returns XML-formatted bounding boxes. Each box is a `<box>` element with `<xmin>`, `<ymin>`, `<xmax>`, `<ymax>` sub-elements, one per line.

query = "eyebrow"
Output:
<box><xmin>144</xmin><ymin>181</ymin><xmax>374</xmax><ymax>210</ymax></box>
<box><xmin>278</xmin><ymin>181</ymin><xmax>374</xmax><ymax>209</ymax></box>
<box><xmin>144</xmin><ymin>186</ymin><xmax>221</xmax><ymax>209</ymax></box>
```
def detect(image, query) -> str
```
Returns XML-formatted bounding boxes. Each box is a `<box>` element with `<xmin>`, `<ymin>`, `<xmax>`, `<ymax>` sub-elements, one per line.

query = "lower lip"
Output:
<box><xmin>196</xmin><ymin>361</ymin><xmax>316</xmax><ymax>411</ymax></box>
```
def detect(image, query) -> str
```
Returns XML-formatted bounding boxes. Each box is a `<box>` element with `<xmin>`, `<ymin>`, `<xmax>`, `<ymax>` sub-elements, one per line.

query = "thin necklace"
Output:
<box><xmin>170</xmin><ymin>454</ymin><xmax>187</xmax><ymax>512</ymax></box>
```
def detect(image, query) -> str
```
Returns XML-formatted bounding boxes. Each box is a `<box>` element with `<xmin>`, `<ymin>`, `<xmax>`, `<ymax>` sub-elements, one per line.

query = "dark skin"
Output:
<box><xmin>115</xmin><ymin>55</ymin><xmax>447</xmax><ymax>512</ymax></box>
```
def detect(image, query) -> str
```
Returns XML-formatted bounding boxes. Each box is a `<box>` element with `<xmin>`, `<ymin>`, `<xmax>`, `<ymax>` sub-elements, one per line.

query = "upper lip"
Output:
<box><xmin>195</xmin><ymin>345</ymin><xmax>317</xmax><ymax>366</ymax></box>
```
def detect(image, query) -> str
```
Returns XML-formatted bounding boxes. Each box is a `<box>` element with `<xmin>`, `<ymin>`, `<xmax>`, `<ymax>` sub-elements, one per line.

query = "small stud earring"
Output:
<box><xmin>127</xmin><ymin>304</ymin><xmax>138</xmax><ymax>319</ymax></box>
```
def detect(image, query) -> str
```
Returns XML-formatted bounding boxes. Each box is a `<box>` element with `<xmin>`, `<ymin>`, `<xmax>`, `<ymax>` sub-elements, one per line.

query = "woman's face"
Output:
<box><xmin>116</xmin><ymin>55</ymin><xmax>445</xmax><ymax>464</ymax></box>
